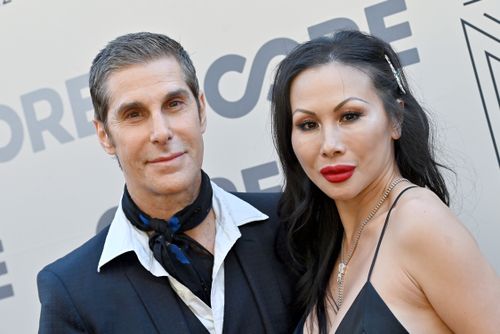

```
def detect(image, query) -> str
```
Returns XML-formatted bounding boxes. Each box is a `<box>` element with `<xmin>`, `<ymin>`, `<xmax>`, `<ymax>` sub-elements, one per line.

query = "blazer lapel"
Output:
<box><xmin>125</xmin><ymin>265</ymin><xmax>192</xmax><ymax>333</ymax></box>
<box><xmin>233</xmin><ymin>235</ymin><xmax>290</xmax><ymax>333</ymax></box>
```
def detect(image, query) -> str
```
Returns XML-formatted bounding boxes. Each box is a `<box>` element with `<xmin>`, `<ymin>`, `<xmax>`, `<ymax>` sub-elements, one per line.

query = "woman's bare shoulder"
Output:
<box><xmin>389</xmin><ymin>186</ymin><xmax>472</xmax><ymax>246</ymax></box>
<box><xmin>387</xmin><ymin>187</ymin><xmax>500</xmax><ymax>332</ymax></box>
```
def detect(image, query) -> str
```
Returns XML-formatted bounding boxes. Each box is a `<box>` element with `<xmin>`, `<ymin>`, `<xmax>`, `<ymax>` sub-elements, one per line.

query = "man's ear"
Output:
<box><xmin>198</xmin><ymin>92</ymin><xmax>207</xmax><ymax>134</ymax></box>
<box><xmin>94</xmin><ymin>120</ymin><xmax>116</xmax><ymax>155</ymax></box>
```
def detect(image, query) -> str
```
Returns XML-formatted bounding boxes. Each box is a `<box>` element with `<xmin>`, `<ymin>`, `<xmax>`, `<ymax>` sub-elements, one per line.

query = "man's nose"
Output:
<box><xmin>150</xmin><ymin>111</ymin><xmax>173</xmax><ymax>144</ymax></box>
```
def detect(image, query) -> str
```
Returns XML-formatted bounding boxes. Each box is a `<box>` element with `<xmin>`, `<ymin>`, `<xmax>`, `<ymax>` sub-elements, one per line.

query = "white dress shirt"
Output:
<box><xmin>97</xmin><ymin>182</ymin><xmax>268</xmax><ymax>334</ymax></box>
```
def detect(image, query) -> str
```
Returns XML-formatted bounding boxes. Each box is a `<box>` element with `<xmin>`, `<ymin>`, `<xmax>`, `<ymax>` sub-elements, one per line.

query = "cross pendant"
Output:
<box><xmin>337</xmin><ymin>262</ymin><xmax>346</xmax><ymax>285</ymax></box>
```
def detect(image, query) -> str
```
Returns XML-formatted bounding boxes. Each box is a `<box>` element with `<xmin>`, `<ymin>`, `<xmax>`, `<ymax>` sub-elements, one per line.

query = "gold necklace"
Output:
<box><xmin>335</xmin><ymin>177</ymin><xmax>407</xmax><ymax>309</ymax></box>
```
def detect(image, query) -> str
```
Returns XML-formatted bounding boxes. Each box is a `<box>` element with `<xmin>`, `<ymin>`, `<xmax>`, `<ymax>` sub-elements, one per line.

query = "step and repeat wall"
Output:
<box><xmin>0</xmin><ymin>0</ymin><xmax>498</xmax><ymax>332</ymax></box>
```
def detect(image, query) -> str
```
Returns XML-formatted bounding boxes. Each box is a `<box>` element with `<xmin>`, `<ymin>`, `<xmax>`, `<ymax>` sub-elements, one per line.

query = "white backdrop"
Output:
<box><xmin>0</xmin><ymin>0</ymin><xmax>498</xmax><ymax>332</ymax></box>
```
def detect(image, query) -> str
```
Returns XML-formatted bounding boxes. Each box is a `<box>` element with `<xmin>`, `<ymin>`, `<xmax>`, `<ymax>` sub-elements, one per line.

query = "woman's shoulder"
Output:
<box><xmin>385</xmin><ymin>186</ymin><xmax>500</xmax><ymax>332</ymax></box>
<box><xmin>388</xmin><ymin>185</ymin><xmax>476</xmax><ymax>255</ymax></box>
<box><xmin>386</xmin><ymin>185</ymin><xmax>484</xmax><ymax>284</ymax></box>
<box><xmin>393</xmin><ymin>184</ymin><xmax>448</xmax><ymax>215</ymax></box>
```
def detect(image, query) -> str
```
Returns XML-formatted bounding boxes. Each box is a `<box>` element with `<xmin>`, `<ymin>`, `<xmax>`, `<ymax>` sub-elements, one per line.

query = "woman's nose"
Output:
<box><xmin>320</xmin><ymin>126</ymin><xmax>345</xmax><ymax>158</ymax></box>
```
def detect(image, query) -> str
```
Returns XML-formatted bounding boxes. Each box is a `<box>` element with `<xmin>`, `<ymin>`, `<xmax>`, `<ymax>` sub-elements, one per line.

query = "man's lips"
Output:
<box><xmin>148</xmin><ymin>152</ymin><xmax>184</xmax><ymax>164</ymax></box>
<box><xmin>319</xmin><ymin>165</ymin><xmax>355</xmax><ymax>183</ymax></box>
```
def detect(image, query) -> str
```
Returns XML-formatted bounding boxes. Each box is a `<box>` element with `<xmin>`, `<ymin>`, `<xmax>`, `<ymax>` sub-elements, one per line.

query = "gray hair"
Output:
<box><xmin>89</xmin><ymin>32</ymin><xmax>200</xmax><ymax>124</ymax></box>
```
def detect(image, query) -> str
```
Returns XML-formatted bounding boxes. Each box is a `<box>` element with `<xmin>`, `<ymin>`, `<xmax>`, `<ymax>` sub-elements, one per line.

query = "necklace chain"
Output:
<box><xmin>335</xmin><ymin>177</ymin><xmax>407</xmax><ymax>310</ymax></box>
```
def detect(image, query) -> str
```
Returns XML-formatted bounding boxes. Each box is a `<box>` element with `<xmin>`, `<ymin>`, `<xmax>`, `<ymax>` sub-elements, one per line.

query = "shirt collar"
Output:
<box><xmin>97</xmin><ymin>181</ymin><xmax>268</xmax><ymax>275</ymax></box>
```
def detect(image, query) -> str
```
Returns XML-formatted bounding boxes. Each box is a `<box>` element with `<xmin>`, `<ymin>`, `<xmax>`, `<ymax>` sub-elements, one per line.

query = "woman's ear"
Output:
<box><xmin>391</xmin><ymin>99</ymin><xmax>404</xmax><ymax>140</ymax></box>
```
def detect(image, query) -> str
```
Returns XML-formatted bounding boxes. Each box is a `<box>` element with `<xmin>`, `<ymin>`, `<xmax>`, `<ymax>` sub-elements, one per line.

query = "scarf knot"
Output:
<box><xmin>122</xmin><ymin>170</ymin><xmax>214</xmax><ymax>305</ymax></box>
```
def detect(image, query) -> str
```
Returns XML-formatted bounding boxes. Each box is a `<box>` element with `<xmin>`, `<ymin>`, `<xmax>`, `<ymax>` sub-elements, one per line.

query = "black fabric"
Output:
<box><xmin>228</xmin><ymin>192</ymin><xmax>299</xmax><ymax>334</ymax></box>
<box><xmin>222</xmin><ymin>246</ymin><xmax>266</xmax><ymax>333</ymax></box>
<box><xmin>122</xmin><ymin>170</ymin><xmax>214</xmax><ymax>305</ymax></box>
<box><xmin>123</xmin><ymin>252</ymin><xmax>210</xmax><ymax>334</ymax></box>
<box><xmin>295</xmin><ymin>186</ymin><xmax>416</xmax><ymax>334</ymax></box>
<box><xmin>37</xmin><ymin>191</ymin><xmax>296</xmax><ymax>334</ymax></box>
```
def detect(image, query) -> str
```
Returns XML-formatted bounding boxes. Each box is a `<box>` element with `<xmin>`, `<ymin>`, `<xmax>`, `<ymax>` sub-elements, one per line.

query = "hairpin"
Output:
<box><xmin>384</xmin><ymin>54</ymin><xmax>406</xmax><ymax>94</ymax></box>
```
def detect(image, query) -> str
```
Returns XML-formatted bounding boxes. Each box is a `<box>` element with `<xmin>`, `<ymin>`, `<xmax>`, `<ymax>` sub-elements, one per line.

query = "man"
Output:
<box><xmin>37</xmin><ymin>32</ymin><xmax>294</xmax><ymax>334</ymax></box>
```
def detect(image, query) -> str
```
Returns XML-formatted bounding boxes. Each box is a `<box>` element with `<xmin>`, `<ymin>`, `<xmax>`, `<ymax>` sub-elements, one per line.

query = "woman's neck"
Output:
<box><xmin>335</xmin><ymin>171</ymin><xmax>400</xmax><ymax>247</ymax></box>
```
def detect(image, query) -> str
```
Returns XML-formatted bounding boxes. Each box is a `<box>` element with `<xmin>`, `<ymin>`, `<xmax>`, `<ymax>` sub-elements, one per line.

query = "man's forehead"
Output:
<box><xmin>105</xmin><ymin>57</ymin><xmax>192</xmax><ymax>108</ymax></box>
<box><xmin>107</xmin><ymin>56</ymin><xmax>183</xmax><ymax>86</ymax></box>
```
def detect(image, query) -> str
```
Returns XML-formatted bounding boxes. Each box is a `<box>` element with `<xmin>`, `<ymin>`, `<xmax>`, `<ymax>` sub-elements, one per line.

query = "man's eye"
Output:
<box><xmin>168</xmin><ymin>100</ymin><xmax>183</xmax><ymax>108</ymax></box>
<box><xmin>126</xmin><ymin>111</ymin><xmax>141</xmax><ymax>118</ymax></box>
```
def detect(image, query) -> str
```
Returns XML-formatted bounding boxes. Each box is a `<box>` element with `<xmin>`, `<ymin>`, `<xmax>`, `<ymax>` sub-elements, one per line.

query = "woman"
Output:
<box><xmin>271</xmin><ymin>30</ymin><xmax>500</xmax><ymax>333</ymax></box>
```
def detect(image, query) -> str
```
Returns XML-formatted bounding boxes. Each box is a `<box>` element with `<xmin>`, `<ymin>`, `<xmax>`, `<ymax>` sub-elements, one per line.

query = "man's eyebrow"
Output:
<box><xmin>114</xmin><ymin>88</ymin><xmax>193</xmax><ymax>116</ymax></box>
<box><xmin>115</xmin><ymin>101</ymin><xmax>144</xmax><ymax>116</ymax></box>
<box><xmin>164</xmin><ymin>88</ymin><xmax>191</xmax><ymax>100</ymax></box>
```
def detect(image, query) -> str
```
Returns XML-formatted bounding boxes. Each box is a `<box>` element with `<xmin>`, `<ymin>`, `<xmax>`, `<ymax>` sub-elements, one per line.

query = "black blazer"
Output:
<box><xmin>37</xmin><ymin>192</ymin><xmax>295</xmax><ymax>333</ymax></box>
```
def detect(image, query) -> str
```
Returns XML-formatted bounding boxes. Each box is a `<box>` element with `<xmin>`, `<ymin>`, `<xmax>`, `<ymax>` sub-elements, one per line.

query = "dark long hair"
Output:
<box><xmin>271</xmin><ymin>30</ymin><xmax>450</xmax><ymax>333</ymax></box>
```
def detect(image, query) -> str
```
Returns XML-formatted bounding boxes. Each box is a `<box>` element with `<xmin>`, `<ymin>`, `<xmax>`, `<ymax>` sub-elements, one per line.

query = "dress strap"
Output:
<box><xmin>367</xmin><ymin>186</ymin><xmax>417</xmax><ymax>281</ymax></box>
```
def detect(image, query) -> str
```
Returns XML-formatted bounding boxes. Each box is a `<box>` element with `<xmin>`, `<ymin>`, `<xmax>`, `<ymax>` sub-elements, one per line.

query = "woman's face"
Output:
<box><xmin>290</xmin><ymin>62</ymin><xmax>400</xmax><ymax>202</ymax></box>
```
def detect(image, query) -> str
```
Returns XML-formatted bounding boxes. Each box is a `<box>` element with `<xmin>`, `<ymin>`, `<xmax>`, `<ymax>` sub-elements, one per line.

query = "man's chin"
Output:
<box><xmin>150</xmin><ymin>174</ymin><xmax>200</xmax><ymax>197</ymax></box>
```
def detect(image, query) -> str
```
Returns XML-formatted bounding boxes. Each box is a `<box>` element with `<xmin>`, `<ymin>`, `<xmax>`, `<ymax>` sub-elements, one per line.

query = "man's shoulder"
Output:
<box><xmin>230</xmin><ymin>191</ymin><xmax>280</xmax><ymax>204</ymax></box>
<box><xmin>230</xmin><ymin>192</ymin><xmax>283</xmax><ymax>245</ymax></box>
<box><xmin>39</xmin><ymin>226</ymin><xmax>109</xmax><ymax>278</ymax></box>
<box><xmin>231</xmin><ymin>192</ymin><xmax>280</xmax><ymax>221</ymax></box>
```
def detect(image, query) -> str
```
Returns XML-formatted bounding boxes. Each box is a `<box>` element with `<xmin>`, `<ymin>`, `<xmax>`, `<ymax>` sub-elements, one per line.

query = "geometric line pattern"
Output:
<box><xmin>461</xmin><ymin>19</ymin><xmax>500</xmax><ymax>167</ymax></box>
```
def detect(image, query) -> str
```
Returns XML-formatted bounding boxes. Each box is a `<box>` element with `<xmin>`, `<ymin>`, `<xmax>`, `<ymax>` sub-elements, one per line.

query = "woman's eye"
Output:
<box><xmin>298</xmin><ymin>120</ymin><xmax>318</xmax><ymax>131</ymax></box>
<box><xmin>341</xmin><ymin>112</ymin><xmax>361</xmax><ymax>122</ymax></box>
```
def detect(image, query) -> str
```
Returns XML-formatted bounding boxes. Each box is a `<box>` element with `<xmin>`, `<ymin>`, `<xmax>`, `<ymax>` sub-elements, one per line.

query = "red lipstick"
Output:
<box><xmin>320</xmin><ymin>165</ymin><xmax>355</xmax><ymax>183</ymax></box>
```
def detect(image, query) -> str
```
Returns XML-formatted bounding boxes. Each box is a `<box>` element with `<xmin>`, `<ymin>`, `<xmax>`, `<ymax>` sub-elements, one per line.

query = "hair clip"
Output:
<box><xmin>384</xmin><ymin>54</ymin><xmax>406</xmax><ymax>94</ymax></box>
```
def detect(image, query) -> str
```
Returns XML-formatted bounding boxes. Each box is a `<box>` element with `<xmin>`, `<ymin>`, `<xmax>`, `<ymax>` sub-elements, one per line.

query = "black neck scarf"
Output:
<box><xmin>122</xmin><ymin>170</ymin><xmax>214</xmax><ymax>306</ymax></box>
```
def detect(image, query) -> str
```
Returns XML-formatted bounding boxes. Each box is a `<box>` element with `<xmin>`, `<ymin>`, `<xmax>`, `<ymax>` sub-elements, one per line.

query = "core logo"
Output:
<box><xmin>0</xmin><ymin>0</ymin><xmax>419</xmax><ymax>164</ymax></box>
<box><xmin>205</xmin><ymin>0</ymin><xmax>419</xmax><ymax>119</ymax></box>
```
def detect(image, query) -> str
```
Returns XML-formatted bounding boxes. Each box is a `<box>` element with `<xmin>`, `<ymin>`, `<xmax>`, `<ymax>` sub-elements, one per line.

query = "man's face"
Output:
<box><xmin>95</xmin><ymin>57</ymin><xmax>206</xmax><ymax>202</ymax></box>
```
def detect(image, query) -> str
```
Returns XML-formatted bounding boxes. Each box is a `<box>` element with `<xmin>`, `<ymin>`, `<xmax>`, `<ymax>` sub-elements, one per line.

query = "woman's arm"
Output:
<box><xmin>399</xmin><ymin>188</ymin><xmax>500</xmax><ymax>333</ymax></box>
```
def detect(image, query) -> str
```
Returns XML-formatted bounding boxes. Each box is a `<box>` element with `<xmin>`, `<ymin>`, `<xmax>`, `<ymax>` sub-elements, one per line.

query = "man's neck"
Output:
<box><xmin>126</xmin><ymin>177</ymin><xmax>216</xmax><ymax>254</ymax></box>
<box><xmin>126</xmin><ymin>178</ymin><xmax>201</xmax><ymax>220</ymax></box>
<box><xmin>184</xmin><ymin>209</ymin><xmax>216</xmax><ymax>254</ymax></box>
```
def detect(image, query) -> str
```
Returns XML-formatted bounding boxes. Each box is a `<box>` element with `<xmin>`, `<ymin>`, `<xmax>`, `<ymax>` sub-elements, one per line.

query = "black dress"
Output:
<box><xmin>295</xmin><ymin>186</ymin><xmax>416</xmax><ymax>333</ymax></box>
